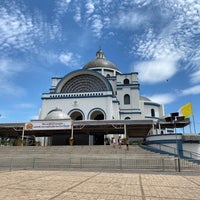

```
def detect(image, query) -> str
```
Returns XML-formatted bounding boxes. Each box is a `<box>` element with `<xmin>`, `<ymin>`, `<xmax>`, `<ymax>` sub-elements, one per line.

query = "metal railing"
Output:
<box><xmin>0</xmin><ymin>156</ymin><xmax>199</xmax><ymax>172</ymax></box>
<box><xmin>145</xmin><ymin>143</ymin><xmax>200</xmax><ymax>160</ymax></box>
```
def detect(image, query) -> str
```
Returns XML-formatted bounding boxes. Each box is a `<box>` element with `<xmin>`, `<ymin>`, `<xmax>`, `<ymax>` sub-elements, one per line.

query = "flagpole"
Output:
<box><xmin>189</xmin><ymin>118</ymin><xmax>192</xmax><ymax>134</ymax></box>
<box><xmin>192</xmin><ymin>114</ymin><xmax>196</xmax><ymax>134</ymax></box>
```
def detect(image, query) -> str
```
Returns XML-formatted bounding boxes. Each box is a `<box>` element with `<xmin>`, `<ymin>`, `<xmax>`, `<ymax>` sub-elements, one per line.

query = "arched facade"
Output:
<box><xmin>69</xmin><ymin>109</ymin><xmax>84</xmax><ymax>120</ymax></box>
<box><xmin>56</xmin><ymin>70</ymin><xmax>113</xmax><ymax>94</ymax></box>
<box><xmin>88</xmin><ymin>108</ymin><xmax>106</xmax><ymax>120</ymax></box>
<box><xmin>39</xmin><ymin>49</ymin><xmax>164</xmax><ymax>145</ymax></box>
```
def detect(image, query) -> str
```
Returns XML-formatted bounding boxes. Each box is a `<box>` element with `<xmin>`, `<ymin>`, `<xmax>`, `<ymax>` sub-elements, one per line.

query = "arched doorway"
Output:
<box><xmin>89</xmin><ymin>109</ymin><xmax>105</xmax><ymax>145</ymax></box>
<box><xmin>70</xmin><ymin>110</ymin><xmax>84</xmax><ymax>120</ymax></box>
<box><xmin>90</xmin><ymin>110</ymin><xmax>105</xmax><ymax>120</ymax></box>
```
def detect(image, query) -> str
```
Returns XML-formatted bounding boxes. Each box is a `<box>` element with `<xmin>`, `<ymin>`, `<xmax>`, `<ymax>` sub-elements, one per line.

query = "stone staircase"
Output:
<box><xmin>0</xmin><ymin>145</ymin><xmax>199</xmax><ymax>172</ymax></box>
<box><xmin>0</xmin><ymin>145</ymin><xmax>172</xmax><ymax>158</ymax></box>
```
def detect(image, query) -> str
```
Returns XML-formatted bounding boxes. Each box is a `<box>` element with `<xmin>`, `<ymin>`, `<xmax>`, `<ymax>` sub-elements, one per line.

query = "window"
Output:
<box><xmin>124</xmin><ymin>78</ymin><xmax>129</xmax><ymax>84</ymax></box>
<box><xmin>125</xmin><ymin>117</ymin><xmax>130</xmax><ymax>120</ymax></box>
<box><xmin>151</xmin><ymin>109</ymin><xmax>155</xmax><ymax>117</ymax></box>
<box><xmin>124</xmin><ymin>94</ymin><xmax>130</xmax><ymax>104</ymax></box>
<box><xmin>106</xmin><ymin>74</ymin><xmax>110</xmax><ymax>77</ymax></box>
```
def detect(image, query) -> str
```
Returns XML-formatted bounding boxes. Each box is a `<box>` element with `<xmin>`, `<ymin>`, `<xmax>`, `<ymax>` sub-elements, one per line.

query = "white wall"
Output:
<box><xmin>40</xmin><ymin>93</ymin><xmax>118</xmax><ymax>120</ymax></box>
<box><xmin>146</xmin><ymin>134</ymin><xmax>200</xmax><ymax>160</ymax></box>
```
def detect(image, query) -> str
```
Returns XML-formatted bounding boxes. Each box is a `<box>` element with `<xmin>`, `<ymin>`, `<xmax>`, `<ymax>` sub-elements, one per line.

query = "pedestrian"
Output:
<box><xmin>111</xmin><ymin>137</ymin><xmax>116</xmax><ymax>148</ymax></box>
<box><xmin>126</xmin><ymin>137</ymin><xmax>129</xmax><ymax>150</ymax></box>
<box><xmin>118</xmin><ymin>136</ymin><xmax>122</xmax><ymax>148</ymax></box>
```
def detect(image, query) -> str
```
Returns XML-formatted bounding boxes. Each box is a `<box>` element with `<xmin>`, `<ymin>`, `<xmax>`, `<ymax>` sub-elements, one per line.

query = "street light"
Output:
<box><xmin>170</xmin><ymin>112</ymin><xmax>182</xmax><ymax>172</ymax></box>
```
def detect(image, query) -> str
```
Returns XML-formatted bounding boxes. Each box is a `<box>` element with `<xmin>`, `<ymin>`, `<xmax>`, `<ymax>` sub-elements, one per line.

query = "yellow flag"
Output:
<box><xmin>180</xmin><ymin>102</ymin><xmax>193</xmax><ymax>118</ymax></box>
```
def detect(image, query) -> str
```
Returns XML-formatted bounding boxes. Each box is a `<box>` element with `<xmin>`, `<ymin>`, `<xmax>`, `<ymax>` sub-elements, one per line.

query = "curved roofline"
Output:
<box><xmin>83</xmin><ymin>59</ymin><xmax>119</xmax><ymax>70</ymax></box>
<box><xmin>83</xmin><ymin>49</ymin><xmax>119</xmax><ymax>71</ymax></box>
<box><xmin>45</xmin><ymin>107</ymin><xmax>70</xmax><ymax>120</ymax></box>
<box><xmin>47</xmin><ymin>107</ymin><xmax>62</xmax><ymax>115</ymax></box>
<box><xmin>140</xmin><ymin>96</ymin><xmax>151</xmax><ymax>102</ymax></box>
<box><xmin>86</xmin><ymin>66</ymin><xmax>121</xmax><ymax>74</ymax></box>
<box><xmin>55</xmin><ymin>69</ymin><xmax>114</xmax><ymax>94</ymax></box>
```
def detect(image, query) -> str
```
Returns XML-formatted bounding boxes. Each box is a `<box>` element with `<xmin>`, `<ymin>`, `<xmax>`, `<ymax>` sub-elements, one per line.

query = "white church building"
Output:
<box><xmin>0</xmin><ymin>49</ymin><xmax>190</xmax><ymax>146</ymax></box>
<box><xmin>37</xmin><ymin>49</ymin><xmax>164</xmax><ymax>145</ymax></box>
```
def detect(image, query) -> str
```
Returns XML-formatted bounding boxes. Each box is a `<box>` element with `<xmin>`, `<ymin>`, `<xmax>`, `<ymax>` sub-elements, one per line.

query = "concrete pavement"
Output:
<box><xmin>0</xmin><ymin>170</ymin><xmax>200</xmax><ymax>200</ymax></box>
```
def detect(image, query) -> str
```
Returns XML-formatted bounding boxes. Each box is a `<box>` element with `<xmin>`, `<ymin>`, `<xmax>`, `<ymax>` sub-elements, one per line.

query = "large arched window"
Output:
<box><xmin>89</xmin><ymin>109</ymin><xmax>105</xmax><ymax>120</ymax></box>
<box><xmin>124</xmin><ymin>78</ymin><xmax>130</xmax><ymax>84</ymax></box>
<box><xmin>151</xmin><ymin>109</ymin><xmax>155</xmax><ymax>117</ymax></box>
<box><xmin>124</xmin><ymin>94</ymin><xmax>130</xmax><ymax>104</ymax></box>
<box><xmin>69</xmin><ymin>110</ymin><xmax>84</xmax><ymax>120</ymax></box>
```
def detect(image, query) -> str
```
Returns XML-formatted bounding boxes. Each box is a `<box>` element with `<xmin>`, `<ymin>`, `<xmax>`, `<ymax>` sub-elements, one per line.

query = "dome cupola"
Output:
<box><xmin>83</xmin><ymin>49</ymin><xmax>119</xmax><ymax>70</ymax></box>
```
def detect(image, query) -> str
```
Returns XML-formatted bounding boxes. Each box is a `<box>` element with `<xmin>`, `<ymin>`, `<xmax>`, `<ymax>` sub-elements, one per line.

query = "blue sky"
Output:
<box><xmin>0</xmin><ymin>0</ymin><xmax>200</xmax><ymax>133</ymax></box>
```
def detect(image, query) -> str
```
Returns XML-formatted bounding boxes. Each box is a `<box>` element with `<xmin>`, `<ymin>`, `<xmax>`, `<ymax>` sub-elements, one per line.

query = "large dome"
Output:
<box><xmin>83</xmin><ymin>49</ymin><xmax>119</xmax><ymax>70</ymax></box>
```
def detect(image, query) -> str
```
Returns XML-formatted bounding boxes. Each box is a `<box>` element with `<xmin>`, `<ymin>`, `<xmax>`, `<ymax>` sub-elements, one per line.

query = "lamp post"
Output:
<box><xmin>170</xmin><ymin>112</ymin><xmax>181</xmax><ymax>172</ymax></box>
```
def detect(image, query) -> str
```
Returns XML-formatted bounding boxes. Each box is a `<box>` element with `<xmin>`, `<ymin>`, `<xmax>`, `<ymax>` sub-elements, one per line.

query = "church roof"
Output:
<box><xmin>83</xmin><ymin>49</ymin><xmax>119</xmax><ymax>70</ymax></box>
<box><xmin>140</xmin><ymin>96</ymin><xmax>151</xmax><ymax>101</ymax></box>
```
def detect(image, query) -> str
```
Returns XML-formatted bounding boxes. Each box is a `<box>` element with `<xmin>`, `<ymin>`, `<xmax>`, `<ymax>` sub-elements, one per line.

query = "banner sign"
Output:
<box><xmin>25</xmin><ymin>120</ymin><xmax>72</xmax><ymax>130</ymax></box>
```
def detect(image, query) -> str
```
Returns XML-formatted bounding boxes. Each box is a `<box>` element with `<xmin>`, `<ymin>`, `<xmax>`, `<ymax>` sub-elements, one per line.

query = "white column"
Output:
<box><xmin>21</xmin><ymin>125</ymin><xmax>25</xmax><ymax>146</ymax></box>
<box><xmin>71</xmin><ymin>120</ymin><xmax>74</xmax><ymax>138</ymax></box>
<box><xmin>124</xmin><ymin>124</ymin><xmax>127</xmax><ymax>138</ymax></box>
<box><xmin>89</xmin><ymin>135</ymin><xmax>94</xmax><ymax>145</ymax></box>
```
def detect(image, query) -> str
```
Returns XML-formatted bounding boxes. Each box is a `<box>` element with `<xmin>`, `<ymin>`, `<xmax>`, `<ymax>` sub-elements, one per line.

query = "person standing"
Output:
<box><xmin>111</xmin><ymin>137</ymin><xmax>116</xmax><ymax>148</ymax></box>
<box><xmin>118</xmin><ymin>136</ymin><xmax>122</xmax><ymax>149</ymax></box>
<box><xmin>126</xmin><ymin>137</ymin><xmax>129</xmax><ymax>150</ymax></box>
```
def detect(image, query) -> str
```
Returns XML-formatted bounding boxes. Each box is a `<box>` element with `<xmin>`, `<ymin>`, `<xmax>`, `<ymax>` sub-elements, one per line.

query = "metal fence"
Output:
<box><xmin>0</xmin><ymin>157</ymin><xmax>199</xmax><ymax>172</ymax></box>
<box><xmin>148</xmin><ymin>143</ymin><xmax>200</xmax><ymax>160</ymax></box>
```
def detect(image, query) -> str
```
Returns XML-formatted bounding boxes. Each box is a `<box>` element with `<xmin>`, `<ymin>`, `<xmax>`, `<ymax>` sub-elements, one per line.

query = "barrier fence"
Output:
<box><xmin>0</xmin><ymin>157</ymin><xmax>199</xmax><ymax>172</ymax></box>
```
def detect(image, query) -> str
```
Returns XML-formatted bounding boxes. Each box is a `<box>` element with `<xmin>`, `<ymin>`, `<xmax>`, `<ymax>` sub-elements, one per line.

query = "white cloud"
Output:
<box><xmin>181</xmin><ymin>85</ymin><xmax>200</xmax><ymax>96</ymax></box>
<box><xmin>58</xmin><ymin>52</ymin><xmax>81</xmax><ymax>68</ymax></box>
<box><xmin>0</xmin><ymin>58</ymin><xmax>25</xmax><ymax>96</ymax></box>
<box><xmin>38</xmin><ymin>50</ymin><xmax>81</xmax><ymax>68</ymax></box>
<box><xmin>74</xmin><ymin>7</ymin><xmax>81</xmax><ymax>22</ymax></box>
<box><xmin>0</xmin><ymin>59</ymin><xmax>23</xmax><ymax>78</ymax></box>
<box><xmin>0</xmin><ymin>79</ymin><xmax>25</xmax><ymax>97</ymax></box>
<box><xmin>59</xmin><ymin>53</ymin><xmax>73</xmax><ymax>65</ymax></box>
<box><xmin>134</xmin><ymin>58</ymin><xmax>179</xmax><ymax>84</ymax></box>
<box><xmin>189</xmin><ymin>55</ymin><xmax>200</xmax><ymax>84</ymax></box>
<box><xmin>0</xmin><ymin>5</ymin><xmax>35</xmax><ymax>52</ymax></box>
<box><xmin>55</xmin><ymin>0</ymin><xmax>71</xmax><ymax>17</ymax></box>
<box><xmin>85</xmin><ymin>0</ymin><xmax>95</xmax><ymax>14</ymax></box>
<box><xmin>0</xmin><ymin>1</ymin><xmax>61</xmax><ymax>54</ymax></box>
<box><xmin>190</xmin><ymin>69</ymin><xmax>200</xmax><ymax>84</ymax></box>
<box><xmin>132</xmin><ymin>0</ymin><xmax>200</xmax><ymax>86</ymax></box>
<box><xmin>147</xmin><ymin>93</ymin><xmax>176</xmax><ymax>105</ymax></box>
<box><xmin>90</xmin><ymin>15</ymin><xmax>104</xmax><ymax>38</ymax></box>
<box><xmin>114</xmin><ymin>11</ymin><xmax>147</xmax><ymax>30</ymax></box>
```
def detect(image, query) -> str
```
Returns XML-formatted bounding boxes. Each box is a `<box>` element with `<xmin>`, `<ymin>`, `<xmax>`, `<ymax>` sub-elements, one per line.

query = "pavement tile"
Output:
<box><xmin>0</xmin><ymin>188</ymin><xmax>60</xmax><ymax>200</ymax></box>
<box><xmin>0</xmin><ymin>170</ymin><xmax>199</xmax><ymax>200</ymax></box>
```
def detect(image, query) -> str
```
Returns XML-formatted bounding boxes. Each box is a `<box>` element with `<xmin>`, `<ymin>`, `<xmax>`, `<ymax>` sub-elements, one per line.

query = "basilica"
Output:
<box><xmin>0</xmin><ymin>49</ymin><xmax>190</xmax><ymax>146</ymax></box>
<box><xmin>36</xmin><ymin>49</ymin><xmax>164</xmax><ymax>145</ymax></box>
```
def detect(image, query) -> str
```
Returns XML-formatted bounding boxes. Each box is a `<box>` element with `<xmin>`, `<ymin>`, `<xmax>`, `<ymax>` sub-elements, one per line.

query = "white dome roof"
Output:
<box><xmin>83</xmin><ymin>49</ymin><xmax>119</xmax><ymax>70</ymax></box>
<box><xmin>45</xmin><ymin>108</ymin><xmax>70</xmax><ymax>120</ymax></box>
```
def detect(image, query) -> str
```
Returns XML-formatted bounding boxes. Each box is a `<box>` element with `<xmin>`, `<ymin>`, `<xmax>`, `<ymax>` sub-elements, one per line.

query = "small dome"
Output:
<box><xmin>83</xmin><ymin>49</ymin><xmax>119</xmax><ymax>70</ymax></box>
<box><xmin>45</xmin><ymin>108</ymin><xmax>70</xmax><ymax>120</ymax></box>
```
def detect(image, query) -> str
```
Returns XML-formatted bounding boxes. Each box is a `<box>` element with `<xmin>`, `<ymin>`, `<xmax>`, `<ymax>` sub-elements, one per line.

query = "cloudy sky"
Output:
<box><xmin>0</xmin><ymin>0</ymin><xmax>200</xmax><ymax>133</ymax></box>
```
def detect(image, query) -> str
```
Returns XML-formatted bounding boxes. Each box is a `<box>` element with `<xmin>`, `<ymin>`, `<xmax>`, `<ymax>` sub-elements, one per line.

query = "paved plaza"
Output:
<box><xmin>0</xmin><ymin>170</ymin><xmax>200</xmax><ymax>200</ymax></box>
